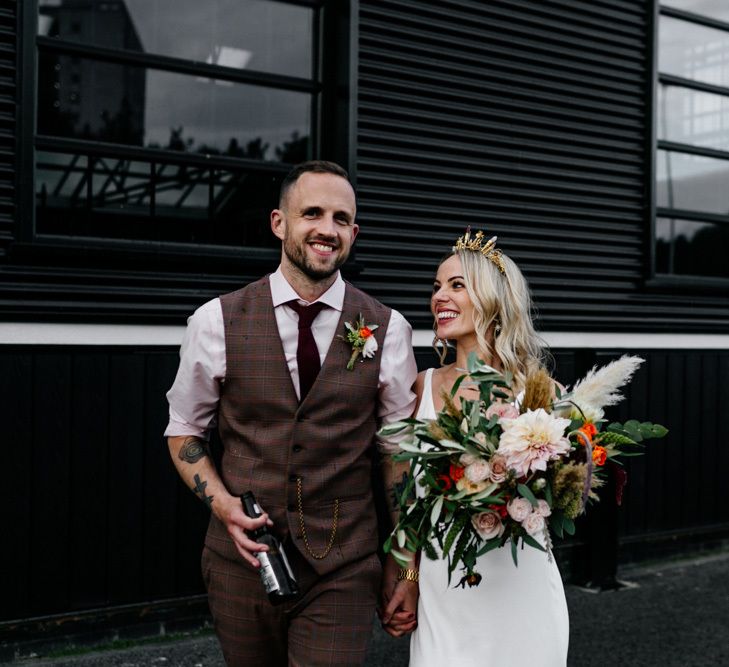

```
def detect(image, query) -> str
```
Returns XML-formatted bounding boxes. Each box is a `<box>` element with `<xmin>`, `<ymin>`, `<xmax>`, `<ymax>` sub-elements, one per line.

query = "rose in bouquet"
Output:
<box><xmin>379</xmin><ymin>353</ymin><xmax>668</xmax><ymax>587</ymax></box>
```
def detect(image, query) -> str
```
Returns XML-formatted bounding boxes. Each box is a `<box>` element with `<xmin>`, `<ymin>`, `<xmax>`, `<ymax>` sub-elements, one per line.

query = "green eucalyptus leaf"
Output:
<box><xmin>517</xmin><ymin>483</ymin><xmax>539</xmax><ymax>507</ymax></box>
<box><xmin>522</xmin><ymin>533</ymin><xmax>547</xmax><ymax>552</ymax></box>
<box><xmin>476</xmin><ymin>537</ymin><xmax>502</xmax><ymax>557</ymax></box>
<box><xmin>390</xmin><ymin>549</ymin><xmax>412</xmax><ymax>567</ymax></box>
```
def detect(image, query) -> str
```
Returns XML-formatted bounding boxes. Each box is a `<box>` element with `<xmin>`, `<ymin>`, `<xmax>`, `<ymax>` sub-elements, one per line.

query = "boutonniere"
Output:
<box><xmin>339</xmin><ymin>313</ymin><xmax>379</xmax><ymax>370</ymax></box>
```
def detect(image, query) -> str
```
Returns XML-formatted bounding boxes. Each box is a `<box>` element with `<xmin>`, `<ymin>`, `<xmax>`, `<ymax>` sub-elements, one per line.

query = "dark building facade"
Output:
<box><xmin>2</xmin><ymin>0</ymin><xmax>728</xmax><ymax>645</ymax></box>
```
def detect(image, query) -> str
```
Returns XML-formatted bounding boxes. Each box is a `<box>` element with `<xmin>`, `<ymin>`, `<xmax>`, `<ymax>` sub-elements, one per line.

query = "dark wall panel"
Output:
<box><xmin>614</xmin><ymin>350</ymin><xmax>729</xmax><ymax>540</ymax></box>
<box><xmin>107</xmin><ymin>352</ymin><xmax>146</xmax><ymax>604</ymax></box>
<box><xmin>355</xmin><ymin>0</ymin><xmax>729</xmax><ymax>332</ymax></box>
<box><xmin>1</xmin><ymin>346</ymin><xmax>205</xmax><ymax>623</ymax></box>
<box><xmin>1</xmin><ymin>351</ymin><xmax>32</xmax><ymax>620</ymax></box>
<box><xmin>30</xmin><ymin>352</ymin><xmax>72</xmax><ymax>615</ymax></box>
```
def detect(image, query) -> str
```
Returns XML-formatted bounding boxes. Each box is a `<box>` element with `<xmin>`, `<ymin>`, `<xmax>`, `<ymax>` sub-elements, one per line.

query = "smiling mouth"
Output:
<box><xmin>309</xmin><ymin>241</ymin><xmax>336</xmax><ymax>254</ymax></box>
<box><xmin>437</xmin><ymin>311</ymin><xmax>459</xmax><ymax>321</ymax></box>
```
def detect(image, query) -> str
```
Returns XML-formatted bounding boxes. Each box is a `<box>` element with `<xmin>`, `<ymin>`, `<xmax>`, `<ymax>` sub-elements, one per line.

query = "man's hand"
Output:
<box><xmin>378</xmin><ymin>554</ymin><xmax>418</xmax><ymax>638</ymax></box>
<box><xmin>215</xmin><ymin>494</ymin><xmax>274</xmax><ymax>568</ymax></box>
<box><xmin>168</xmin><ymin>435</ymin><xmax>273</xmax><ymax>569</ymax></box>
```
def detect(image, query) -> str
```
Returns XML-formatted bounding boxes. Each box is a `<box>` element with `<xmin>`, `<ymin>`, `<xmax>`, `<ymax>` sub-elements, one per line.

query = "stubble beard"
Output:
<box><xmin>283</xmin><ymin>233</ymin><xmax>349</xmax><ymax>282</ymax></box>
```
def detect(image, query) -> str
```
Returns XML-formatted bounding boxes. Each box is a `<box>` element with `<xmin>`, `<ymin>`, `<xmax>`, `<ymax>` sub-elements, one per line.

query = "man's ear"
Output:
<box><xmin>351</xmin><ymin>223</ymin><xmax>360</xmax><ymax>243</ymax></box>
<box><xmin>271</xmin><ymin>209</ymin><xmax>286</xmax><ymax>241</ymax></box>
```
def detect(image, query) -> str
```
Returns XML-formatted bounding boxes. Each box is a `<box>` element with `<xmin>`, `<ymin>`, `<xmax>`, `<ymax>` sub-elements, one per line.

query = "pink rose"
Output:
<box><xmin>472</xmin><ymin>511</ymin><xmax>505</xmax><ymax>540</ymax></box>
<box><xmin>536</xmin><ymin>499</ymin><xmax>552</xmax><ymax>517</ymax></box>
<box><xmin>489</xmin><ymin>456</ymin><xmax>508</xmax><ymax>483</ymax></box>
<box><xmin>507</xmin><ymin>497</ymin><xmax>532</xmax><ymax>522</ymax></box>
<box><xmin>523</xmin><ymin>511</ymin><xmax>546</xmax><ymax>535</ymax></box>
<box><xmin>485</xmin><ymin>402</ymin><xmax>520</xmax><ymax>421</ymax></box>
<box><xmin>465</xmin><ymin>460</ymin><xmax>491</xmax><ymax>483</ymax></box>
<box><xmin>460</xmin><ymin>452</ymin><xmax>478</xmax><ymax>466</ymax></box>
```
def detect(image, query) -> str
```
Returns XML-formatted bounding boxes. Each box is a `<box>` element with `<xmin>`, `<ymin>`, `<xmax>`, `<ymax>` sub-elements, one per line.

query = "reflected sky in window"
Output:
<box><xmin>657</xmin><ymin>85</ymin><xmax>729</xmax><ymax>150</ymax></box>
<box><xmin>662</xmin><ymin>1</ymin><xmax>729</xmax><ymax>24</ymax></box>
<box><xmin>660</xmin><ymin>15</ymin><xmax>729</xmax><ymax>87</ymax></box>
<box><xmin>38</xmin><ymin>0</ymin><xmax>314</xmax><ymax>79</ymax></box>
<box><xmin>38</xmin><ymin>54</ymin><xmax>311</xmax><ymax>162</ymax></box>
<box><xmin>656</xmin><ymin>150</ymin><xmax>729</xmax><ymax>214</ymax></box>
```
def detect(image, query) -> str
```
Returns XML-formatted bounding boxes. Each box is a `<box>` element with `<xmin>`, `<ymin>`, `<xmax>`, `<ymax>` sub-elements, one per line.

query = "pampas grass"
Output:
<box><xmin>560</xmin><ymin>355</ymin><xmax>644</xmax><ymax>421</ymax></box>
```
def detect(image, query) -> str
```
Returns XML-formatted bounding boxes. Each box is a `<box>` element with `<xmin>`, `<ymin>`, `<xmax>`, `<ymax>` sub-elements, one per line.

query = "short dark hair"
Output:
<box><xmin>279</xmin><ymin>160</ymin><xmax>351</xmax><ymax>207</ymax></box>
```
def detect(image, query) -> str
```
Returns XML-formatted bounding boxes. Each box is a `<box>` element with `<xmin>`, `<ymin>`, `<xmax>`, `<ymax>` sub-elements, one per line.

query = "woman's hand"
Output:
<box><xmin>378</xmin><ymin>554</ymin><xmax>419</xmax><ymax>637</ymax></box>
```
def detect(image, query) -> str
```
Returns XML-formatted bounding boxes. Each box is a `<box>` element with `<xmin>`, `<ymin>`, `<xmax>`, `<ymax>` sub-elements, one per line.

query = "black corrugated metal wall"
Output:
<box><xmin>355</xmin><ymin>0</ymin><xmax>729</xmax><ymax>332</ymax></box>
<box><xmin>0</xmin><ymin>0</ymin><xmax>14</xmax><ymax>258</ymax></box>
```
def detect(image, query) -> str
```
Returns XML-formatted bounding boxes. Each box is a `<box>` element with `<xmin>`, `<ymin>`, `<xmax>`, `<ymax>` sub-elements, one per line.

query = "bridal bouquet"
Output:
<box><xmin>380</xmin><ymin>354</ymin><xmax>667</xmax><ymax>587</ymax></box>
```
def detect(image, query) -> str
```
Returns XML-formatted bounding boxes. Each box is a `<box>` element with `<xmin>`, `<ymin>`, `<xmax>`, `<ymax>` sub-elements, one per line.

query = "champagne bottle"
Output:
<box><xmin>241</xmin><ymin>491</ymin><xmax>299</xmax><ymax>605</ymax></box>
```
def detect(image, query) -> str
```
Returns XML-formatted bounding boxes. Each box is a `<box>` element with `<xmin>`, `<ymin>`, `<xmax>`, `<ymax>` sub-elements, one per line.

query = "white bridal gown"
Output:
<box><xmin>409</xmin><ymin>368</ymin><xmax>569</xmax><ymax>667</ymax></box>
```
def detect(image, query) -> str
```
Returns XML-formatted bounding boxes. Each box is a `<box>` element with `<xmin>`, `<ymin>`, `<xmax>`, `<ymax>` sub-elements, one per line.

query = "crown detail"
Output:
<box><xmin>453</xmin><ymin>228</ymin><xmax>506</xmax><ymax>275</ymax></box>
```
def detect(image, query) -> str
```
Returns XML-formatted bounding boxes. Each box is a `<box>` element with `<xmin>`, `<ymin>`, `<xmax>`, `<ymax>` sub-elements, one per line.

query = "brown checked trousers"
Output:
<box><xmin>203</xmin><ymin>278</ymin><xmax>392</xmax><ymax>666</ymax></box>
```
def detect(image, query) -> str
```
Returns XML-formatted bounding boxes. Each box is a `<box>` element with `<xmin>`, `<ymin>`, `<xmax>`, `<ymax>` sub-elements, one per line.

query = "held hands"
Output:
<box><xmin>217</xmin><ymin>494</ymin><xmax>274</xmax><ymax>568</ymax></box>
<box><xmin>378</xmin><ymin>554</ymin><xmax>419</xmax><ymax>638</ymax></box>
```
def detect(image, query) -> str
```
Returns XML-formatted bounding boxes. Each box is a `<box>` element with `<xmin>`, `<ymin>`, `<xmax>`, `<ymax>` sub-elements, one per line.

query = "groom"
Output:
<box><xmin>165</xmin><ymin>160</ymin><xmax>418</xmax><ymax>666</ymax></box>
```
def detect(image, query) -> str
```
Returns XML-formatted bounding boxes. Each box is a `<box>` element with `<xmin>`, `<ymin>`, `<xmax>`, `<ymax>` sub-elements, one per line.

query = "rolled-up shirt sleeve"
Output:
<box><xmin>164</xmin><ymin>298</ymin><xmax>226</xmax><ymax>439</ymax></box>
<box><xmin>377</xmin><ymin>309</ymin><xmax>418</xmax><ymax>454</ymax></box>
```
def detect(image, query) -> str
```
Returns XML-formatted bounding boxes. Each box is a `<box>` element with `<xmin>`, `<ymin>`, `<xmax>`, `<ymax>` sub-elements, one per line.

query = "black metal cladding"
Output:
<box><xmin>0</xmin><ymin>0</ymin><xmax>15</xmax><ymax>259</ymax></box>
<box><xmin>354</xmin><ymin>0</ymin><xmax>729</xmax><ymax>332</ymax></box>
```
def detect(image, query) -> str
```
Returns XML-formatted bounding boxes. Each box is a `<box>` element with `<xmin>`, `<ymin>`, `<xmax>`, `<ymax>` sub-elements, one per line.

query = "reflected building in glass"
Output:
<box><xmin>38</xmin><ymin>1</ymin><xmax>146</xmax><ymax>145</ymax></box>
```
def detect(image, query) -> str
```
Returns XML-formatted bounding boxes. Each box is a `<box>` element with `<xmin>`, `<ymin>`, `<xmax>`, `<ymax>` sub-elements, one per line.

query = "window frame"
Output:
<box><xmin>649</xmin><ymin>3</ymin><xmax>729</xmax><ymax>289</ymax></box>
<box><xmin>17</xmin><ymin>0</ymin><xmax>349</xmax><ymax>263</ymax></box>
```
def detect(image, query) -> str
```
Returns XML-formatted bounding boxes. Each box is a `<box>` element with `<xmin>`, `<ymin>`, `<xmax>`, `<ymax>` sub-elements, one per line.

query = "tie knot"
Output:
<box><xmin>288</xmin><ymin>300</ymin><xmax>327</xmax><ymax>329</ymax></box>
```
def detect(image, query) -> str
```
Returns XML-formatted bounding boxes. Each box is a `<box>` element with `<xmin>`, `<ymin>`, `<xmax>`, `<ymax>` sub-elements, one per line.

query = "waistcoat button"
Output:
<box><xmin>292</xmin><ymin>444</ymin><xmax>302</xmax><ymax>452</ymax></box>
<box><xmin>289</xmin><ymin>474</ymin><xmax>298</xmax><ymax>482</ymax></box>
<box><xmin>288</xmin><ymin>504</ymin><xmax>295</xmax><ymax>512</ymax></box>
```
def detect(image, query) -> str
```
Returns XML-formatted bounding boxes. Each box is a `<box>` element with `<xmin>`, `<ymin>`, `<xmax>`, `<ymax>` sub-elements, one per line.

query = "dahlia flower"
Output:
<box><xmin>497</xmin><ymin>408</ymin><xmax>572</xmax><ymax>477</ymax></box>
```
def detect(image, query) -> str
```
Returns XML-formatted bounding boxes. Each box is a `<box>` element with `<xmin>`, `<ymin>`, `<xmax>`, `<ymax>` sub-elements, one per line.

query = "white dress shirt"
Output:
<box><xmin>165</xmin><ymin>267</ymin><xmax>417</xmax><ymax>452</ymax></box>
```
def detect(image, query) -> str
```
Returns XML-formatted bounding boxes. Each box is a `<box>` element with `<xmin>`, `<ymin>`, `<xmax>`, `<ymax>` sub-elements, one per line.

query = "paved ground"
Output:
<box><xmin>4</xmin><ymin>550</ymin><xmax>729</xmax><ymax>666</ymax></box>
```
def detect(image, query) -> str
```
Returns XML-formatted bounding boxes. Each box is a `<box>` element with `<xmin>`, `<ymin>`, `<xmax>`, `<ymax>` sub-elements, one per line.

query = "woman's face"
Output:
<box><xmin>431</xmin><ymin>254</ymin><xmax>476</xmax><ymax>342</ymax></box>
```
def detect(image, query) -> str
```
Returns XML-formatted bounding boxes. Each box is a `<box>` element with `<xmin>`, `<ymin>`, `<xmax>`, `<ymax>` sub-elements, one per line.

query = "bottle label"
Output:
<box><xmin>257</xmin><ymin>552</ymin><xmax>281</xmax><ymax>594</ymax></box>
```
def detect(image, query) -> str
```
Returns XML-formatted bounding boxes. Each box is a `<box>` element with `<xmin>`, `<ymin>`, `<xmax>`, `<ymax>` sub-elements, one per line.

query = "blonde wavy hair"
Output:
<box><xmin>433</xmin><ymin>248</ymin><xmax>549</xmax><ymax>391</ymax></box>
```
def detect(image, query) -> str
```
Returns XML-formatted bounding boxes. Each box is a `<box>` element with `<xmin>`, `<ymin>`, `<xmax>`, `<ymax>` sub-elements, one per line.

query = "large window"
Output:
<box><xmin>655</xmin><ymin>2</ymin><xmax>729</xmax><ymax>281</ymax></box>
<box><xmin>30</xmin><ymin>0</ymin><xmax>337</xmax><ymax>254</ymax></box>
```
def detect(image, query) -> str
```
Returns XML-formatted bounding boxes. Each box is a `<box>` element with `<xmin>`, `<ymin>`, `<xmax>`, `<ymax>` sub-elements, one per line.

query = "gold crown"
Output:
<box><xmin>453</xmin><ymin>228</ymin><xmax>506</xmax><ymax>275</ymax></box>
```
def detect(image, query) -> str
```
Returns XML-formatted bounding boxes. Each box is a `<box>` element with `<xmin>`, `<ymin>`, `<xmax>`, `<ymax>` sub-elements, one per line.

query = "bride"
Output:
<box><xmin>380</xmin><ymin>232</ymin><xmax>569</xmax><ymax>666</ymax></box>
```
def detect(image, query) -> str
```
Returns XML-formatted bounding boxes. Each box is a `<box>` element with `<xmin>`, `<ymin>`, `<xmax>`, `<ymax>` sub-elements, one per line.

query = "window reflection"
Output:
<box><xmin>38</xmin><ymin>54</ymin><xmax>311</xmax><ymax>163</ymax></box>
<box><xmin>36</xmin><ymin>150</ymin><xmax>283</xmax><ymax>247</ymax></box>
<box><xmin>656</xmin><ymin>150</ymin><xmax>729</xmax><ymax>214</ymax></box>
<box><xmin>662</xmin><ymin>0</ymin><xmax>729</xmax><ymax>24</ymax></box>
<box><xmin>38</xmin><ymin>0</ymin><xmax>314</xmax><ymax>79</ymax></box>
<box><xmin>660</xmin><ymin>16</ymin><xmax>729</xmax><ymax>86</ymax></box>
<box><xmin>657</xmin><ymin>85</ymin><xmax>729</xmax><ymax>151</ymax></box>
<box><xmin>656</xmin><ymin>217</ymin><xmax>729</xmax><ymax>277</ymax></box>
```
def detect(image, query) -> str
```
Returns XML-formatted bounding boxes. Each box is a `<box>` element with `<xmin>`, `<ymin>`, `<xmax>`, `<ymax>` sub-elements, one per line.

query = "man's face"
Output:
<box><xmin>271</xmin><ymin>172</ymin><xmax>358</xmax><ymax>282</ymax></box>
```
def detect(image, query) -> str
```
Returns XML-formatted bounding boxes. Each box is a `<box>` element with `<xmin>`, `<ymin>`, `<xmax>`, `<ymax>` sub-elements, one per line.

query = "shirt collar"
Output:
<box><xmin>270</xmin><ymin>266</ymin><xmax>345</xmax><ymax>312</ymax></box>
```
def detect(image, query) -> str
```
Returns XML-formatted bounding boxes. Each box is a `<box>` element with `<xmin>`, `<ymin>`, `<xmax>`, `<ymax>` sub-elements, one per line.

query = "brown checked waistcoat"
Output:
<box><xmin>205</xmin><ymin>276</ymin><xmax>392</xmax><ymax>576</ymax></box>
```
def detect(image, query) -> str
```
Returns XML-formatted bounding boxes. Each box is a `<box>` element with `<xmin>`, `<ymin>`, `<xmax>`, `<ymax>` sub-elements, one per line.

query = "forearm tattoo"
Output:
<box><xmin>192</xmin><ymin>473</ymin><xmax>214</xmax><ymax>509</ymax></box>
<box><xmin>391</xmin><ymin>471</ymin><xmax>413</xmax><ymax>509</ymax></box>
<box><xmin>178</xmin><ymin>437</ymin><xmax>210</xmax><ymax>464</ymax></box>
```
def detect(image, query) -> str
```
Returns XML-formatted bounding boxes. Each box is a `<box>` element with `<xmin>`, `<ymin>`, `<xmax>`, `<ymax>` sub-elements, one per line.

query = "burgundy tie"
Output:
<box><xmin>288</xmin><ymin>300</ymin><xmax>327</xmax><ymax>401</ymax></box>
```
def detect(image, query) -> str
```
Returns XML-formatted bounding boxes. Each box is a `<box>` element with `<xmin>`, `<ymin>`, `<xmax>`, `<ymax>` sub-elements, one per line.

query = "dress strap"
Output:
<box><xmin>419</xmin><ymin>368</ymin><xmax>436</xmax><ymax>418</ymax></box>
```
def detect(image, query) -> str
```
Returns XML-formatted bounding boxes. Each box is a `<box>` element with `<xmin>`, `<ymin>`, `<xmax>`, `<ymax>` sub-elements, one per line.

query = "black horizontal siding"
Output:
<box><xmin>354</xmin><ymin>0</ymin><xmax>728</xmax><ymax>332</ymax></box>
<box><xmin>0</xmin><ymin>0</ymin><xmax>15</xmax><ymax>258</ymax></box>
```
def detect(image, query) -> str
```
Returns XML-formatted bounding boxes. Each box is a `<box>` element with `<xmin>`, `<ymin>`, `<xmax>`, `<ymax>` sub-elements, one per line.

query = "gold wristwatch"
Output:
<box><xmin>397</xmin><ymin>568</ymin><xmax>419</xmax><ymax>583</ymax></box>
